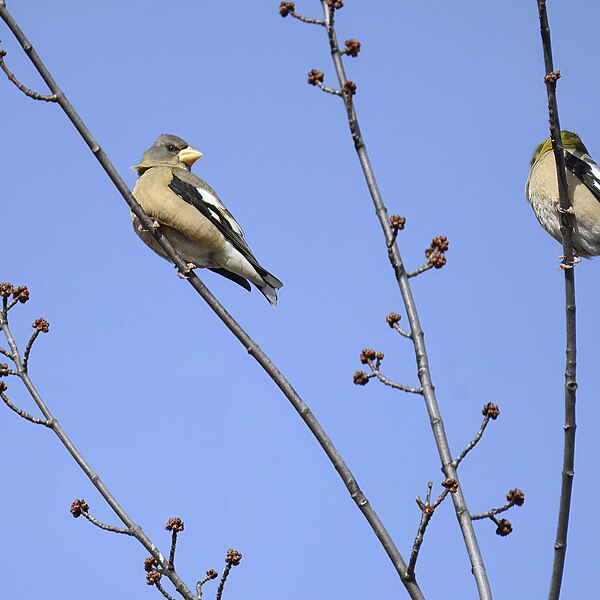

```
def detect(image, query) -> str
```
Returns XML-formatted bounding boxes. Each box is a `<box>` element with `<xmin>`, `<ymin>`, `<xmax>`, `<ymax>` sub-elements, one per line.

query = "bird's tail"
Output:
<box><xmin>257</xmin><ymin>272</ymin><xmax>283</xmax><ymax>307</ymax></box>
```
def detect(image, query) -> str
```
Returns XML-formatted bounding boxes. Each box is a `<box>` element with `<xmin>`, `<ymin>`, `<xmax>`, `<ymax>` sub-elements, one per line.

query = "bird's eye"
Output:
<box><xmin>166</xmin><ymin>144</ymin><xmax>176</xmax><ymax>152</ymax></box>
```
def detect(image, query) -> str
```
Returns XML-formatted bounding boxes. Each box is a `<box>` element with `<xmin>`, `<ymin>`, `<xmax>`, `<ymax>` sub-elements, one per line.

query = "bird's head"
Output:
<box><xmin>530</xmin><ymin>130</ymin><xmax>589</xmax><ymax>166</ymax></box>
<box><xmin>132</xmin><ymin>134</ymin><xmax>203</xmax><ymax>175</ymax></box>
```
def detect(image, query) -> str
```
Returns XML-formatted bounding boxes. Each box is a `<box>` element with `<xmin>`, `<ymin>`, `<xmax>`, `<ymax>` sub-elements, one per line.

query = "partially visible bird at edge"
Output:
<box><xmin>526</xmin><ymin>130</ymin><xmax>600</xmax><ymax>258</ymax></box>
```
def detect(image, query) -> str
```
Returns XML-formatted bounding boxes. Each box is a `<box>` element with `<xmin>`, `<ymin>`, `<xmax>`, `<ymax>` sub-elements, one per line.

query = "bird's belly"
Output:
<box><xmin>162</xmin><ymin>225</ymin><xmax>219</xmax><ymax>267</ymax></box>
<box><xmin>529</xmin><ymin>197</ymin><xmax>562</xmax><ymax>244</ymax></box>
<box><xmin>529</xmin><ymin>196</ymin><xmax>600</xmax><ymax>256</ymax></box>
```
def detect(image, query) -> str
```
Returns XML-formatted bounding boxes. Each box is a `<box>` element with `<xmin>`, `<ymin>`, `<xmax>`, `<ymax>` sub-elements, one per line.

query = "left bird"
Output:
<box><xmin>131</xmin><ymin>134</ymin><xmax>283</xmax><ymax>305</ymax></box>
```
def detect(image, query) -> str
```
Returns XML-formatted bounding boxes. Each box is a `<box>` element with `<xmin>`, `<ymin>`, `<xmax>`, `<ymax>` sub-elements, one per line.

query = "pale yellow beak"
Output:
<box><xmin>178</xmin><ymin>145</ymin><xmax>203</xmax><ymax>166</ymax></box>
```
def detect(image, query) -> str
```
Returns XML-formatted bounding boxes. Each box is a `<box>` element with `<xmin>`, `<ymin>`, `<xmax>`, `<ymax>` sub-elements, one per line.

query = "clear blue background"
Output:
<box><xmin>1</xmin><ymin>1</ymin><xmax>599</xmax><ymax>598</ymax></box>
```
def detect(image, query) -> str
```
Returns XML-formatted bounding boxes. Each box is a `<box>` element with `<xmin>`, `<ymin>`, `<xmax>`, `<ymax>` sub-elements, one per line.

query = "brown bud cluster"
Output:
<box><xmin>327</xmin><ymin>0</ymin><xmax>344</xmax><ymax>9</ymax></box>
<box><xmin>70</xmin><ymin>498</ymin><xmax>89</xmax><ymax>517</ymax></box>
<box><xmin>144</xmin><ymin>557</ymin><xmax>159</xmax><ymax>572</ymax></box>
<box><xmin>206</xmin><ymin>569</ymin><xmax>219</xmax><ymax>580</ymax></box>
<box><xmin>342</xmin><ymin>80</ymin><xmax>357</xmax><ymax>96</ymax></box>
<box><xmin>279</xmin><ymin>1</ymin><xmax>295</xmax><ymax>16</ymax></box>
<box><xmin>442</xmin><ymin>478</ymin><xmax>458</xmax><ymax>493</ymax></box>
<box><xmin>386</xmin><ymin>312</ymin><xmax>401</xmax><ymax>327</ymax></box>
<box><xmin>12</xmin><ymin>286</ymin><xmax>30</xmax><ymax>303</ymax></box>
<box><xmin>431</xmin><ymin>235</ymin><xmax>449</xmax><ymax>252</ymax></box>
<box><xmin>146</xmin><ymin>570</ymin><xmax>162</xmax><ymax>586</ymax></box>
<box><xmin>544</xmin><ymin>70</ymin><xmax>561</xmax><ymax>84</ymax></box>
<box><xmin>225</xmin><ymin>549</ymin><xmax>242</xmax><ymax>566</ymax></box>
<box><xmin>0</xmin><ymin>282</ymin><xmax>14</xmax><ymax>297</ymax></box>
<box><xmin>353</xmin><ymin>370</ymin><xmax>370</xmax><ymax>385</ymax></box>
<box><xmin>344</xmin><ymin>39</ymin><xmax>361</xmax><ymax>57</ymax></box>
<box><xmin>0</xmin><ymin>381</ymin><xmax>7</xmax><ymax>393</ymax></box>
<box><xmin>425</xmin><ymin>235</ymin><xmax>449</xmax><ymax>269</ymax></box>
<box><xmin>360</xmin><ymin>348</ymin><xmax>377</xmax><ymax>364</ymax></box>
<box><xmin>165</xmin><ymin>517</ymin><xmax>185</xmax><ymax>532</ymax></box>
<box><xmin>389</xmin><ymin>215</ymin><xmax>406</xmax><ymax>231</ymax></box>
<box><xmin>425</xmin><ymin>250</ymin><xmax>446</xmax><ymax>268</ymax></box>
<box><xmin>307</xmin><ymin>69</ymin><xmax>325</xmax><ymax>85</ymax></box>
<box><xmin>32</xmin><ymin>318</ymin><xmax>50</xmax><ymax>333</ymax></box>
<box><xmin>495</xmin><ymin>518</ymin><xmax>512</xmax><ymax>537</ymax></box>
<box><xmin>506</xmin><ymin>488</ymin><xmax>525</xmax><ymax>507</ymax></box>
<box><xmin>482</xmin><ymin>402</ymin><xmax>500</xmax><ymax>420</ymax></box>
<box><xmin>0</xmin><ymin>363</ymin><xmax>8</xmax><ymax>377</ymax></box>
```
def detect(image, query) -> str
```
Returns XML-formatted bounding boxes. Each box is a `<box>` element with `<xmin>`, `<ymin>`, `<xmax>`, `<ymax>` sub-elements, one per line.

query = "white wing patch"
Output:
<box><xmin>568</xmin><ymin>149</ymin><xmax>600</xmax><ymax>198</ymax></box>
<box><xmin>197</xmin><ymin>187</ymin><xmax>245</xmax><ymax>237</ymax></box>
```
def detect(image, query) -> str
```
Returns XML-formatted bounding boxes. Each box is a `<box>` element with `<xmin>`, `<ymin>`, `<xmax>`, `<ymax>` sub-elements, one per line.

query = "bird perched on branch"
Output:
<box><xmin>526</xmin><ymin>130</ymin><xmax>600</xmax><ymax>257</ymax></box>
<box><xmin>131</xmin><ymin>134</ymin><xmax>283</xmax><ymax>305</ymax></box>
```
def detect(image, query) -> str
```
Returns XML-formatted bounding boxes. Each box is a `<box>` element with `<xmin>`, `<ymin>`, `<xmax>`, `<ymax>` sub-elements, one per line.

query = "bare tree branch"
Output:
<box><xmin>452</xmin><ymin>404</ymin><xmax>499</xmax><ymax>469</ymax></box>
<box><xmin>535</xmin><ymin>3</ymin><xmax>578</xmax><ymax>599</ymax></box>
<box><xmin>0</xmin><ymin>48</ymin><xmax>57</xmax><ymax>101</ymax></box>
<box><xmin>196</xmin><ymin>569</ymin><xmax>218</xmax><ymax>600</ymax></box>
<box><xmin>471</xmin><ymin>488</ymin><xmax>525</xmax><ymax>521</ymax></box>
<box><xmin>80</xmin><ymin>509</ymin><xmax>134</xmax><ymax>536</ymax></box>
<box><xmin>216</xmin><ymin>550</ymin><xmax>242</xmax><ymax>600</ymax></box>
<box><xmin>0</xmin><ymin>294</ymin><xmax>195</xmax><ymax>600</ymax></box>
<box><xmin>277</xmin><ymin>3</ymin><xmax>492</xmax><ymax>596</ymax></box>
<box><xmin>406</xmin><ymin>479</ymin><xmax>457</xmax><ymax>579</ymax></box>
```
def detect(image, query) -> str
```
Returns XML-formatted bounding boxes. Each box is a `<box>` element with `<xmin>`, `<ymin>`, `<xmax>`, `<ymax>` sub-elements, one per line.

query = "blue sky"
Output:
<box><xmin>1</xmin><ymin>1</ymin><xmax>599</xmax><ymax>598</ymax></box>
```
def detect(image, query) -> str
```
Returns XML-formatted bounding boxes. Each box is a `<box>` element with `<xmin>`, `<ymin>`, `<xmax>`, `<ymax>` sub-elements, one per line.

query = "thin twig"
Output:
<box><xmin>0</xmin><ymin>368</ymin><xmax>19</xmax><ymax>376</ymax></box>
<box><xmin>471</xmin><ymin>500</ymin><xmax>515</xmax><ymax>521</ymax></box>
<box><xmin>390</xmin><ymin>323</ymin><xmax>412</xmax><ymax>339</ymax></box>
<box><xmin>373</xmin><ymin>372</ymin><xmax>422</xmax><ymax>394</ymax></box>
<box><xmin>406</xmin><ymin>262</ymin><xmax>434</xmax><ymax>279</ymax></box>
<box><xmin>155</xmin><ymin>580</ymin><xmax>177</xmax><ymax>600</ymax></box>
<box><xmin>168</xmin><ymin>530</ymin><xmax>178</xmax><ymax>570</ymax></box>
<box><xmin>215</xmin><ymin>563</ymin><xmax>231</xmax><ymax>600</ymax></box>
<box><xmin>80</xmin><ymin>510</ymin><xmax>134</xmax><ymax>535</ymax></box>
<box><xmin>452</xmin><ymin>416</ymin><xmax>490</xmax><ymax>469</ymax></box>
<box><xmin>0</xmin><ymin>7</ymin><xmax>422</xmax><ymax>599</ymax></box>
<box><xmin>195</xmin><ymin>570</ymin><xmax>218</xmax><ymax>600</ymax></box>
<box><xmin>22</xmin><ymin>329</ymin><xmax>40</xmax><ymax>372</ymax></box>
<box><xmin>536</xmin><ymin>4</ymin><xmax>578</xmax><ymax>599</ymax></box>
<box><xmin>1</xmin><ymin>389</ymin><xmax>49</xmax><ymax>425</ymax></box>
<box><xmin>367</xmin><ymin>360</ymin><xmax>422</xmax><ymax>395</ymax></box>
<box><xmin>406</xmin><ymin>484</ymin><xmax>452</xmax><ymax>578</ymax></box>
<box><xmin>315</xmin><ymin>80</ymin><xmax>342</xmax><ymax>96</ymax></box>
<box><xmin>5</xmin><ymin>296</ymin><xmax>23</xmax><ymax>312</ymax></box>
<box><xmin>0</xmin><ymin>49</ymin><xmax>57</xmax><ymax>101</ymax></box>
<box><xmin>312</xmin><ymin>3</ymin><xmax>492</xmax><ymax>596</ymax></box>
<box><xmin>0</xmin><ymin>346</ymin><xmax>13</xmax><ymax>359</ymax></box>
<box><xmin>289</xmin><ymin>11</ymin><xmax>325</xmax><ymax>26</ymax></box>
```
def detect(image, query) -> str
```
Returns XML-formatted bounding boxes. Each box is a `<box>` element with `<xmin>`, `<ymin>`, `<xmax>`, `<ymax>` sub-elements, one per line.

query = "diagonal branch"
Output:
<box><xmin>536</xmin><ymin>3</ymin><xmax>578</xmax><ymax>599</ymax></box>
<box><xmin>0</xmin><ymin>303</ymin><xmax>195</xmax><ymax>600</ymax></box>
<box><xmin>0</xmin><ymin>7</ymin><xmax>423</xmax><ymax>599</ymax></box>
<box><xmin>311</xmin><ymin>2</ymin><xmax>492</xmax><ymax>597</ymax></box>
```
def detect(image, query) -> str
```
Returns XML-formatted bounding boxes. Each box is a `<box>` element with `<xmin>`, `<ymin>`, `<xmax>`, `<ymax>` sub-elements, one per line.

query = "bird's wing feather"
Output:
<box><xmin>168</xmin><ymin>173</ymin><xmax>270</xmax><ymax>278</ymax></box>
<box><xmin>209</xmin><ymin>268</ymin><xmax>252</xmax><ymax>291</ymax></box>
<box><xmin>564</xmin><ymin>149</ymin><xmax>600</xmax><ymax>202</ymax></box>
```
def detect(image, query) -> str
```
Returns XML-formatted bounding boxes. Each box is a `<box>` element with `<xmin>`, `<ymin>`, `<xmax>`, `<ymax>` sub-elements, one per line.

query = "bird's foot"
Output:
<box><xmin>556</xmin><ymin>204</ymin><xmax>575</xmax><ymax>215</ymax></box>
<box><xmin>558</xmin><ymin>259</ymin><xmax>578</xmax><ymax>270</ymax></box>
<box><xmin>136</xmin><ymin>220</ymin><xmax>161</xmax><ymax>233</ymax></box>
<box><xmin>558</xmin><ymin>255</ymin><xmax>582</xmax><ymax>264</ymax></box>
<box><xmin>178</xmin><ymin>263</ymin><xmax>198</xmax><ymax>279</ymax></box>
